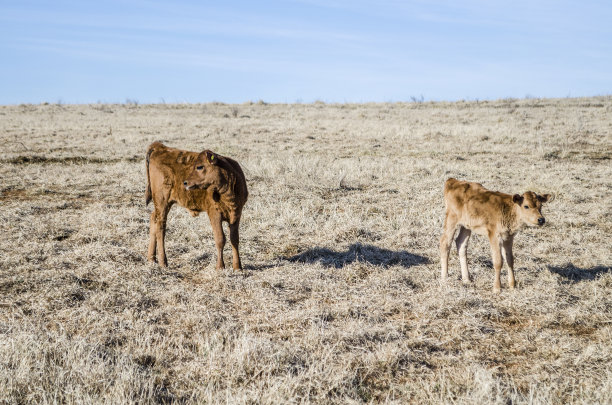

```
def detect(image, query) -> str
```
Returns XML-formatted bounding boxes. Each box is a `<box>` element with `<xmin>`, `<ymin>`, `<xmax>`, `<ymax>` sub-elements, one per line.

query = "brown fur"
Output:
<box><xmin>145</xmin><ymin>142</ymin><xmax>248</xmax><ymax>269</ymax></box>
<box><xmin>440</xmin><ymin>178</ymin><xmax>550</xmax><ymax>291</ymax></box>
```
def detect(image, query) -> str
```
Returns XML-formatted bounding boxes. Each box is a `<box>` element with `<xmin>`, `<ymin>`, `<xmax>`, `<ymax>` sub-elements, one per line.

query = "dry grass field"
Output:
<box><xmin>1</xmin><ymin>97</ymin><xmax>611</xmax><ymax>404</ymax></box>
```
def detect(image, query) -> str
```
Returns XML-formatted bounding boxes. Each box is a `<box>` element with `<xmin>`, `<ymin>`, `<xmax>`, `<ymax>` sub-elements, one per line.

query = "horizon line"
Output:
<box><xmin>3</xmin><ymin>94</ymin><xmax>611</xmax><ymax>107</ymax></box>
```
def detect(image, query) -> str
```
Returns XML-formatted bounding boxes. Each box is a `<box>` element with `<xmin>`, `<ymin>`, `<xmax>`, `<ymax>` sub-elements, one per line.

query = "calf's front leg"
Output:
<box><xmin>209</xmin><ymin>212</ymin><xmax>226</xmax><ymax>269</ymax></box>
<box><xmin>502</xmin><ymin>237</ymin><xmax>515</xmax><ymax>289</ymax></box>
<box><xmin>489</xmin><ymin>234</ymin><xmax>503</xmax><ymax>292</ymax></box>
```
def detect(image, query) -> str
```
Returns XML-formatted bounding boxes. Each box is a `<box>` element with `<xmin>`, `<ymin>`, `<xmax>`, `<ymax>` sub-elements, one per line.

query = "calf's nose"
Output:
<box><xmin>538</xmin><ymin>217</ymin><xmax>545</xmax><ymax>225</ymax></box>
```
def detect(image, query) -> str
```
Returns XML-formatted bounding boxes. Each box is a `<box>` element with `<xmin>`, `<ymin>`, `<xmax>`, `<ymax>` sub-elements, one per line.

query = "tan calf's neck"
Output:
<box><xmin>499</xmin><ymin>198</ymin><xmax>523</xmax><ymax>237</ymax></box>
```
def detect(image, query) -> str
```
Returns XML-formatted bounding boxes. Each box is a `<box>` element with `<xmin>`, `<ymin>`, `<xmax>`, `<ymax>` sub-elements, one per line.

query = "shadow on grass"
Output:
<box><xmin>548</xmin><ymin>263</ymin><xmax>611</xmax><ymax>282</ymax></box>
<box><xmin>190</xmin><ymin>253</ymin><xmax>211</xmax><ymax>263</ymax></box>
<box><xmin>286</xmin><ymin>243</ymin><xmax>429</xmax><ymax>269</ymax></box>
<box><xmin>192</xmin><ymin>254</ymin><xmax>277</xmax><ymax>272</ymax></box>
<box><xmin>243</xmin><ymin>263</ymin><xmax>280</xmax><ymax>271</ymax></box>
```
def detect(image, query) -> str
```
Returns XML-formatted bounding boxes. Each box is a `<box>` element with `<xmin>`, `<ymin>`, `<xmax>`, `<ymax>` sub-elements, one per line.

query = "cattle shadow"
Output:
<box><xmin>192</xmin><ymin>253</ymin><xmax>277</xmax><ymax>272</ymax></box>
<box><xmin>285</xmin><ymin>243</ymin><xmax>429</xmax><ymax>269</ymax></box>
<box><xmin>243</xmin><ymin>262</ymin><xmax>280</xmax><ymax>271</ymax></box>
<box><xmin>190</xmin><ymin>253</ymin><xmax>211</xmax><ymax>263</ymax></box>
<box><xmin>548</xmin><ymin>263</ymin><xmax>611</xmax><ymax>283</ymax></box>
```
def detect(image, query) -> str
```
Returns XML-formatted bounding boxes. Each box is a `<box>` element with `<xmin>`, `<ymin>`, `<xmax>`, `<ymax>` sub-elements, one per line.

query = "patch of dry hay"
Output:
<box><xmin>1</xmin><ymin>98</ymin><xmax>611</xmax><ymax>403</ymax></box>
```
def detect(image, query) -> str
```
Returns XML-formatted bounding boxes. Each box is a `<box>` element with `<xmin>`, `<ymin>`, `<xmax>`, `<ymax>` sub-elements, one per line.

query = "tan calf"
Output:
<box><xmin>145</xmin><ymin>142</ymin><xmax>248</xmax><ymax>269</ymax></box>
<box><xmin>440</xmin><ymin>178</ymin><xmax>550</xmax><ymax>291</ymax></box>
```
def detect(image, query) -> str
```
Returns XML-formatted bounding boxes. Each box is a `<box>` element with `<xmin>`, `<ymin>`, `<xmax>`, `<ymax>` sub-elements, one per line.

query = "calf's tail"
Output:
<box><xmin>145</xmin><ymin>144</ymin><xmax>156</xmax><ymax>206</ymax></box>
<box><xmin>443</xmin><ymin>177</ymin><xmax>456</xmax><ymax>194</ymax></box>
<box><xmin>442</xmin><ymin>177</ymin><xmax>457</xmax><ymax>208</ymax></box>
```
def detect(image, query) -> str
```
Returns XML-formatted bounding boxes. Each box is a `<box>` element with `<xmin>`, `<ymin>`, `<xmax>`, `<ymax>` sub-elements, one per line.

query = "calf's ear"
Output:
<box><xmin>512</xmin><ymin>194</ymin><xmax>523</xmax><ymax>204</ymax></box>
<box><xmin>197</xmin><ymin>150</ymin><xmax>218</xmax><ymax>166</ymax></box>
<box><xmin>537</xmin><ymin>193</ymin><xmax>551</xmax><ymax>203</ymax></box>
<box><xmin>196</xmin><ymin>151</ymin><xmax>208</xmax><ymax>164</ymax></box>
<box><xmin>205</xmin><ymin>151</ymin><xmax>218</xmax><ymax>165</ymax></box>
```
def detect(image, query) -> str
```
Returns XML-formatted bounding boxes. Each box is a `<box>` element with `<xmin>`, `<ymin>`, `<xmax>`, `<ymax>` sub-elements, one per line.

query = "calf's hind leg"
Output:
<box><xmin>147</xmin><ymin>211</ymin><xmax>157</xmax><ymax>262</ymax></box>
<box><xmin>229</xmin><ymin>220</ymin><xmax>242</xmax><ymax>270</ymax></box>
<box><xmin>455</xmin><ymin>226</ymin><xmax>472</xmax><ymax>283</ymax></box>
<box><xmin>155</xmin><ymin>204</ymin><xmax>171</xmax><ymax>267</ymax></box>
<box><xmin>439</xmin><ymin>212</ymin><xmax>458</xmax><ymax>281</ymax></box>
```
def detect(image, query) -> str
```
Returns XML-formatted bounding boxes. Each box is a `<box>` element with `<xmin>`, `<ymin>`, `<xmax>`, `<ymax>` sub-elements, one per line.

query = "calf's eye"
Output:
<box><xmin>524</xmin><ymin>205</ymin><xmax>529</xmax><ymax>209</ymax></box>
<box><xmin>196</xmin><ymin>166</ymin><xmax>204</xmax><ymax>170</ymax></box>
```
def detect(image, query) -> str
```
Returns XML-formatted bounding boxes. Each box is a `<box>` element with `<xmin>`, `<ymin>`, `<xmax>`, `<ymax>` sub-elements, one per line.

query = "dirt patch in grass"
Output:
<box><xmin>3</xmin><ymin>155</ymin><xmax>140</xmax><ymax>165</ymax></box>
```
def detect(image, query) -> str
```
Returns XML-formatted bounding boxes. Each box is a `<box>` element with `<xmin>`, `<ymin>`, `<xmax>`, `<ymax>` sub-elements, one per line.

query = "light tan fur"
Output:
<box><xmin>440</xmin><ymin>178</ymin><xmax>550</xmax><ymax>291</ymax></box>
<box><xmin>145</xmin><ymin>142</ymin><xmax>248</xmax><ymax>270</ymax></box>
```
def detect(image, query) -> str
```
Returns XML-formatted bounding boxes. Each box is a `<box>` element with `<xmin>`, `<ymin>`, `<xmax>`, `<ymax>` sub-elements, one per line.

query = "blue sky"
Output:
<box><xmin>1</xmin><ymin>0</ymin><xmax>611</xmax><ymax>104</ymax></box>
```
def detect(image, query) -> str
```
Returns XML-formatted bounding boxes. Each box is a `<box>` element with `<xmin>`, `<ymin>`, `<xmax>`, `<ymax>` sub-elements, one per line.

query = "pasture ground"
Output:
<box><xmin>1</xmin><ymin>98</ymin><xmax>611</xmax><ymax>403</ymax></box>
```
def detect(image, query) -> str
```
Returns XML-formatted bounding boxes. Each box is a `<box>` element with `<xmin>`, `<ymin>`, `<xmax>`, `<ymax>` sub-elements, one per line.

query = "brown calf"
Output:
<box><xmin>145</xmin><ymin>142</ymin><xmax>248</xmax><ymax>269</ymax></box>
<box><xmin>440</xmin><ymin>178</ymin><xmax>550</xmax><ymax>291</ymax></box>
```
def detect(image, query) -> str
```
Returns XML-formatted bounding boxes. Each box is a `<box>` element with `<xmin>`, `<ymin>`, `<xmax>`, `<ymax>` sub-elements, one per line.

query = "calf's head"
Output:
<box><xmin>184</xmin><ymin>150</ymin><xmax>224</xmax><ymax>191</ymax></box>
<box><xmin>513</xmin><ymin>191</ymin><xmax>551</xmax><ymax>226</ymax></box>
